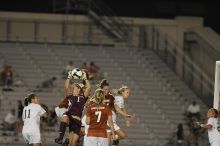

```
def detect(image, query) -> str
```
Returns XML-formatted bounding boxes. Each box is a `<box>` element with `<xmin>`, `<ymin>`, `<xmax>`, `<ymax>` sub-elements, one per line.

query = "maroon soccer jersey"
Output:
<box><xmin>65</xmin><ymin>95</ymin><xmax>86</xmax><ymax>118</ymax></box>
<box><xmin>104</xmin><ymin>93</ymin><xmax>115</xmax><ymax>112</ymax></box>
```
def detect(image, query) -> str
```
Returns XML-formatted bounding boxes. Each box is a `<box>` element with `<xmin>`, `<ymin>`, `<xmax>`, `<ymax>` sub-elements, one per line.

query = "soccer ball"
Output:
<box><xmin>71</xmin><ymin>68</ymin><xmax>83</xmax><ymax>79</ymax></box>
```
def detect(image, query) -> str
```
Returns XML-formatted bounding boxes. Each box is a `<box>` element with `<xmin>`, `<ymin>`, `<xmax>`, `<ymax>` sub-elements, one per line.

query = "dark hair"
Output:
<box><xmin>99</xmin><ymin>79</ymin><xmax>109</xmax><ymax>89</ymax></box>
<box><xmin>192</xmin><ymin>101</ymin><xmax>196</xmax><ymax>105</ymax></box>
<box><xmin>52</xmin><ymin>77</ymin><xmax>57</xmax><ymax>80</ymax></box>
<box><xmin>213</xmin><ymin>108</ymin><xmax>219</xmax><ymax>118</ymax></box>
<box><xmin>177</xmin><ymin>123</ymin><xmax>183</xmax><ymax>131</ymax></box>
<box><xmin>28</xmin><ymin>93</ymin><xmax>36</xmax><ymax>103</ymax></box>
<box><xmin>90</xmin><ymin>61</ymin><xmax>94</xmax><ymax>66</ymax></box>
<box><xmin>24</xmin><ymin>97</ymin><xmax>29</xmax><ymax>106</ymax></box>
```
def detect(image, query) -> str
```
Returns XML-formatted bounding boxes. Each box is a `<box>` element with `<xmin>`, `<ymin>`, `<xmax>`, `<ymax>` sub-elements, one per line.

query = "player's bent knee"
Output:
<box><xmin>69</xmin><ymin>132</ymin><xmax>79</xmax><ymax>146</ymax></box>
<box><xmin>116</xmin><ymin>130</ymin><xmax>127</xmax><ymax>139</ymax></box>
<box><xmin>61</xmin><ymin>115</ymin><xmax>69</xmax><ymax>123</ymax></box>
<box><xmin>120</xmin><ymin>133</ymin><xmax>127</xmax><ymax>139</ymax></box>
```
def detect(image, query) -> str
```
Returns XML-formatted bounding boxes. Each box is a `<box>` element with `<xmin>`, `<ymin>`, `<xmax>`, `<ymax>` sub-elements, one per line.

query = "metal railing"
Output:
<box><xmin>88</xmin><ymin>0</ymin><xmax>131</xmax><ymax>42</ymax></box>
<box><xmin>150</xmin><ymin>27</ymin><xmax>214</xmax><ymax>106</ymax></box>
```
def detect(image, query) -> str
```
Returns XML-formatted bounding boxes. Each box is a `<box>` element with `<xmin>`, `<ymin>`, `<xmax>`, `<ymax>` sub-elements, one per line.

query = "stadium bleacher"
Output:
<box><xmin>0</xmin><ymin>42</ymin><xmax>209</xmax><ymax>146</ymax></box>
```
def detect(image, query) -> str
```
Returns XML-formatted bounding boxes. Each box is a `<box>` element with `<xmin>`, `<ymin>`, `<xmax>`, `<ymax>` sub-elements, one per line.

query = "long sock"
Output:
<box><xmin>58</xmin><ymin>122</ymin><xmax>67</xmax><ymax>139</ymax></box>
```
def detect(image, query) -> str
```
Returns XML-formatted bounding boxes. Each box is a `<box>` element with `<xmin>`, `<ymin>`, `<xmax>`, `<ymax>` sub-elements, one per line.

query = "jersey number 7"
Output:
<box><xmin>95</xmin><ymin>111</ymin><xmax>102</xmax><ymax>122</ymax></box>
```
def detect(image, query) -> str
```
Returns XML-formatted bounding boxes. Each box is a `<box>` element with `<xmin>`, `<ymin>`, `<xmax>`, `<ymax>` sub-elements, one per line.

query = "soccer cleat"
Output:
<box><xmin>55</xmin><ymin>137</ymin><xmax>63</xmax><ymax>144</ymax></box>
<box><xmin>112</xmin><ymin>139</ymin><xmax>119</xmax><ymax>146</ymax></box>
<box><xmin>62</xmin><ymin>138</ymin><xmax>69</xmax><ymax>146</ymax></box>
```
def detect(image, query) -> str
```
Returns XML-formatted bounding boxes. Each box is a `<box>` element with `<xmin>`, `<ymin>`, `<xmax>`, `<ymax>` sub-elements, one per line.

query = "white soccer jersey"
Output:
<box><xmin>114</xmin><ymin>95</ymin><xmax>124</xmax><ymax>108</ymax></box>
<box><xmin>22</xmin><ymin>103</ymin><xmax>46</xmax><ymax>132</ymax></box>
<box><xmin>207</xmin><ymin>117</ymin><xmax>220</xmax><ymax>144</ymax></box>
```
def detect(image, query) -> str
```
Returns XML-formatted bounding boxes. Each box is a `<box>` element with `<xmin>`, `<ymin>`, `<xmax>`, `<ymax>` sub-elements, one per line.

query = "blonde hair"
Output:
<box><xmin>113</xmin><ymin>85</ymin><xmax>129</xmax><ymax>95</ymax></box>
<box><xmin>91</xmin><ymin>89</ymin><xmax>105</xmax><ymax>106</ymax></box>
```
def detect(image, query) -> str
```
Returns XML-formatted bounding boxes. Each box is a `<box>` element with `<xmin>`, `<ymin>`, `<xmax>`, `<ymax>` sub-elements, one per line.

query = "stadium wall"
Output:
<box><xmin>0</xmin><ymin>11</ymin><xmax>114</xmax><ymax>44</ymax></box>
<box><xmin>0</xmin><ymin>11</ymin><xmax>205</xmax><ymax>79</ymax></box>
<box><xmin>0</xmin><ymin>11</ymin><xmax>203</xmax><ymax>46</ymax></box>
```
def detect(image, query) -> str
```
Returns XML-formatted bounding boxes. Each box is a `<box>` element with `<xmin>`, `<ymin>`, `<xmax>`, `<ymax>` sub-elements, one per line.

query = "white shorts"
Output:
<box><xmin>84</xmin><ymin>136</ymin><xmax>108</xmax><ymax>146</ymax></box>
<box><xmin>107</xmin><ymin>111</ymin><xmax>120</xmax><ymax>132</ymax></box>
<box><xmin>22</xmin><ymin>131</ymin><xmax>41</xmax><ymax>144</ymax></box>
<box><xmin>55</xmin><ymin>107</ymin><xmax>67</xmax><ymax>118</ymax></box>
<box><xmin>107</xmin><ymin>122</ymin><xmax>120</xmax><ymax>132</ymax></box>
<box><xmin>83</xmin><ymin>135</ymin><xmax>88</xmax><ymax>146</ymax></box>
<box><xmin>112</xmin><ymin>111</ymin><xmax>116</xmax><ymax>122</ymax></box>
<box><xmin>211</xmin><ymin>141</ymin><xmax>220</xmax><ymax>146</ymax></box>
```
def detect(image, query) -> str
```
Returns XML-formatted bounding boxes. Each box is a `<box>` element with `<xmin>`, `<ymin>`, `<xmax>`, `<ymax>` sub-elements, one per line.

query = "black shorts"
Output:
<box><xmin>68</xmin><ymin>115</ymin><xmax>82</xmax><ymax>135</ymax></box>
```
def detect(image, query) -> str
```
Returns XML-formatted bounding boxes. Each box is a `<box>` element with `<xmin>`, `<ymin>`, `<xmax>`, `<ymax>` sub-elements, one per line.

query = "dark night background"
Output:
<box><xmin>0</xmin><ymin>0</ymin><xmax>219</xmax><ymax>34</ymax></box>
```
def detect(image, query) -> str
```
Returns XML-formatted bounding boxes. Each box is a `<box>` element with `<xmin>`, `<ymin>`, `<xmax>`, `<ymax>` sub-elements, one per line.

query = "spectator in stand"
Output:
<box><xmin>88</xmin><ymin>61</ymin><xmax>99</xmax><ymax>74</ymax></box>
<box><xmin>36</xmin><ymin>77</ymin><xmax>57</xmax><ymax>92</ymax></box>
<box><xmin>62</xmin><ymin>61</ymin><xmax>75</xmax><ymax>79</ymax></box>
<box><xmin>80</xmin><ymin>62</ymin><xmax>89</xmax><ymax>71</ymax></box>
<box><xmin>17</xmin><ymin>100</ymin><xmax>24</xmax><ymax>119</ymax></box>
<box><xmin>80</xmin><ymin>62</ymin><xmax>90</xmax><ymax>79</ymax></box>
<box><xmin>176</xmin><ymin>123</ymin><xmax>184</xmax><ymax>146</ymax></box>
<box><xmin>1</xmin><ymin>65</ymin><xmax>13</xmax><ymax>91</ymax></box>
<box><xmin>16</xmin><ymin>100</ymin><xmax>24</xmax><ymax>136</ymax></box>
<box><xmin>3</xmin><ymin>109</ymin><xmax>17</xmax><ymax>131</ymax></box>
<box><xmin>41</xmin><ymin>77</ymin><xmax>57</xmax><ymax>88</ymax></box>
<box><xmin>187</xmin><ymin>101</ymin><xmax>201</xmax><ymax>121</ymax></box>
<box><xmin>88</xmin><ymin>61</ymin><xmax>100</xmax><ymax>81</ymax></box>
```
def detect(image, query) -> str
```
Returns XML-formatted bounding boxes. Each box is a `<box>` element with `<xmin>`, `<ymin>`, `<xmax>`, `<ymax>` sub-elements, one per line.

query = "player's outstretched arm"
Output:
<box><xmin>200</xmin><ymin>123</ymin><xmax>213</xmax><ymax>129</ymax></box>
<box><xmin>82</xmin><ymin>71</ymin><xmax>91</xmax><ymax>98</ymax></box>
<box><xmin>65</xmin><ymin>71</ymin><xmax>72</xmax><ymax>95</ymax></box>
<box><xmin>114</xmin><ymin>104</ymin><xmax>131</xmax><ymax>118</ymax></box>
<box><xmin>40</xmin><ymin>104</ymin><xmax>49</xmax><ymax>118</ymax></box>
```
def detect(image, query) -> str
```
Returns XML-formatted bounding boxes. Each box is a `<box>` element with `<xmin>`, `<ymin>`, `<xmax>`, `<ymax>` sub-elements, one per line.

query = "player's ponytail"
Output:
<box><xmin>24</xmin><ymin>97</ymin><xmax>29</xmax><ymax>106</ymax></box>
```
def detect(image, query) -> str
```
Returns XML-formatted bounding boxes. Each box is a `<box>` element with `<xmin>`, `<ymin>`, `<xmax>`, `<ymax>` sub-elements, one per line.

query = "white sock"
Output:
<box><xmin>115</xmin><ymin>134</ymin><xmax>119</xmax><ymax>140</ymax></box>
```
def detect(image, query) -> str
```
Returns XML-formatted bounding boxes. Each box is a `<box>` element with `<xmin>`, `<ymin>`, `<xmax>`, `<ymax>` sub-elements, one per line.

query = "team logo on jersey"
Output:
<box><xmin>104</xmin><ymin>99</ymin><xmax>110</xmax><ymax>103</ymax></box>
<box><xmin>91</xmin><ymin>107</ymin><xmax>105</xmax><ymax>110</ymax></box>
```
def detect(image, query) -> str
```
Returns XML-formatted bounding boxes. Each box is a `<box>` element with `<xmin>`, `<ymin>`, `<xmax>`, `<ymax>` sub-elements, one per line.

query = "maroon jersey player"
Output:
<box><xmin>55</xmin><ymin>70</ymin><xmax>91</xmax><ymax>146</ymax></box>
<box><xmin>98</xmin><ymin>79</ymin><xmax>131</xmax><ymax>145</ymax></box>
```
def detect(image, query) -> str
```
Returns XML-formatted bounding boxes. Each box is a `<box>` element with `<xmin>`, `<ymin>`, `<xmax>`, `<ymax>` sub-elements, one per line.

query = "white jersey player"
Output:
<box><xmin>111</xmin><ymin>85</ymin><xmax>133</xmax><ymax>145</ymax></box>
<box><xmin>200</xmin><ymin>108</ymin><xmax>220</xmax><ymax>146</ymax></box>
<box><xmin>22</xmin><ymin>94</ymin><xmax>48</xmax><ymax>146</ymax></box>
